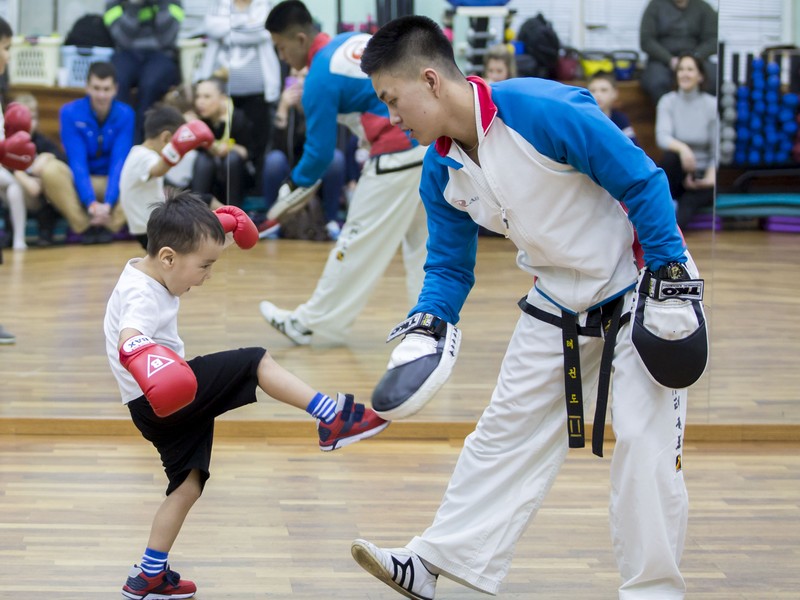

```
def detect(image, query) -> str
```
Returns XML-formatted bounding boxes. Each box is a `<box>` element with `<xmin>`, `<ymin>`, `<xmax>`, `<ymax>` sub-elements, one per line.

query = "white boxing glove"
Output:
<box><xmin>266</xmin><ymin>177</ymin><xmax>322</xmax><ymax>220</ymax></box>
<box><xmin>371</xmin><ymin>313</ymin><xmax>461</xmax><ymax>419</ymax></box>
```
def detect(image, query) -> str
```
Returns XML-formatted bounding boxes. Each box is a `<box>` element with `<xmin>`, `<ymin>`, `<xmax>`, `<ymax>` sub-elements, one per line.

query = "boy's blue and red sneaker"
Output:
<box><xmin>318</xmin><ymin>393</ymin><xmax>390</xmax><ymax>451</ymax></box>
<box><xmin>121</xmin><ymin>564</ymin><xmax>196</xmax><ymax>599</ymax></box>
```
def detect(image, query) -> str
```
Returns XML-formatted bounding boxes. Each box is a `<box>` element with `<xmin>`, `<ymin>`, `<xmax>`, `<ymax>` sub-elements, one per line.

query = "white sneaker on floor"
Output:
<box><xmin>351</xmin><ymin>539</ymin><xmax>438</xmax><ymax>600</ymax></box>
<box><xmin>0</xmin><ymin>325</ymin><xmax>16</xmax><ymax>345</ymax></box>
<box><xmin>325</xmin><ymin>220</ymin><xmax>341</xmax><ymax>241</ymax></box>
<box><xmin>259</xmin><ymin>301</ymin><xmax>312</xmax><ymax>345</ymax></box>
<box><xmin>258</xmin><ymin>218</ymin><xmax>281</xmax><ymax>240</ymax></box>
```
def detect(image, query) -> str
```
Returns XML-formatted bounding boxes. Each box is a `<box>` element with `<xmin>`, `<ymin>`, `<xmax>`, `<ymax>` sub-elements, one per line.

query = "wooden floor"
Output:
<box><xmin>0</xmin><ymin>435</ymin><xmax>797</xmax><ymax>598</ymax></box>
<box><xmin>1</xmin><ymin>228</ymin><xmax>799</xmax><ymax>436</ymax></box>
<box><xmin>1</xmin><ymin>230</ymin><xmax>799</xmax><ymax>597</ymax></box>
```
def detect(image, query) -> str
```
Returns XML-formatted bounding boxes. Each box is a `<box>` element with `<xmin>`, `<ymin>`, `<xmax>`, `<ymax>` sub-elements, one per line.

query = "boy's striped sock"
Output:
<box><xmin>140</xmin><ymin>547</ymin><xmax>168</xmax><ymax>576</ymax></box>
<box><xmin>306</xmin><ymin>392</ymin><xmax>337</xmax><ymax>424</ymax></box>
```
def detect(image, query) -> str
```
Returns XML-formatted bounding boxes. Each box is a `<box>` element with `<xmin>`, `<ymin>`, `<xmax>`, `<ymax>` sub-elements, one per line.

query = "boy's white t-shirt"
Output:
<box><xmin>103</xmin><ymin>258</ymin><xmax>184</xmax><ymax>404</ymax></box>
<box><xmin>119</xmin><ymin>145</ymin><xmax>164</xmax><ymax>235</ymax></box>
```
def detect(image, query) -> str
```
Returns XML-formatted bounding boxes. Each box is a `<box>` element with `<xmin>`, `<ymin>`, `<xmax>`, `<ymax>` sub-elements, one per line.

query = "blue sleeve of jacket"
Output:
<box><xmin>60</xmin><ymin>102</ymin><xmax>95</xmax><ymax>206</ymax></box>
<box><xmin>290</xmin><ymin>70</ymin><xmax>339</xmax><ymax>187</ymax></box>
<box><xmin>105</xmin><ymin>104</ymin><xmax>135</xmax><ymax>205</ymax></box>
<box><xmin>410</xmin><ymin>148</ymin><xmax>479</xmax><ymax>324</ymax></box>
<box><xmin>495</xmin><ymin>80</ymin><xmax>686</xmax><ymax>269</ymax></box>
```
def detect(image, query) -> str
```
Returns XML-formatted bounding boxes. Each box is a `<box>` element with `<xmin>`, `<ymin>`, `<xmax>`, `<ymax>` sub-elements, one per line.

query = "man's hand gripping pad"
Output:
<box><xmin>371</xmin><ymin>313</ymin><xmax>461</xmax><ymax>419</ymax></box>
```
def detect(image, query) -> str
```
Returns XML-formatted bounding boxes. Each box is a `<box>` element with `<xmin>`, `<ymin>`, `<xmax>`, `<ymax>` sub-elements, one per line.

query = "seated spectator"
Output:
<box><xmin>41</xmin><ymin>61</ymin><xmax>135</xmax><ymax>244</ymax></box>
<box><xmin>655</xmin><ymin>53</ymin><xmax>716</xmax><ymax>229</ymax></box>
<box><xmin>10</xmin><ymin>93</ymin><xmax>71</xmax><ymax>246</ymax></box>
<box><xmin>200</xmin><ymin>0</ymin><xmax>281</xmax><ymax>171</ymax></box>
<box><xmin>160</xmin><ymin>84</ymin><xmax>199</xmax><ymax>189</ymax></box>
<box><xmin>191</xmin><ymin>77</ymin><xmax>254</xmax><ymax>208</ymax></box>
<box><xmin>104</xmin><ymin>0</ymin><xmax>183</xmax><ymax>143</ymax></box>
<box><xmin>120</xmin><ymin>104</ymin><xmax>220</xmax><ymax>250</ymax></box>
<box><xmin>0</xmin><ymin>102</ymin><xmax>32</xmax><ymax>250</ymax></box>
<box><xmin>263</xmin><ymin>67</ymin><xmax>345</xmax><ymax>240</ymax></box>
<box><xmin>639</xmin><ymin>0</ymin><xmax>718</xmax><ymax>103</ymax></box>
<box><xmin>587</xmin><ymin>72</ymin><xmax>639</xmax><ymax>146</ymax></box>
<box><xmin>483</xmin><ymin>43</ymin><xmax>517</xmax><ymax>83</ymax></box>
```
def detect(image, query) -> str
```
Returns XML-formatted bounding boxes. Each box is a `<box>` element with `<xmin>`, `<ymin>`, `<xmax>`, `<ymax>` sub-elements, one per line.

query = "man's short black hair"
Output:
<box><xmin>0</xmin><ymin>16</ymin><xmax>13</xmax><ymax>40</ymax></box>
<box><xmin>146</xmin><ymin>189</ymin><xmax>226</xmax><ymax>257</ymax></box>
<box><xmin>265</xmin><ymin>0</ymin><xmax>313</xmax><ymax>34</ymax></box>
<box><xmin>143</xmin><ymin>104</ymin><xmax>186</xmax><ymax>140</ymax></box>
<box><xmin>361</xmin><ymin>15</ymin><xmax>460</xmax><ymax>78</ymax></box>
<box><xmin>88</xmin><ymin>61</ymin><xmax>117</xmax><ymax>83</ymax></box>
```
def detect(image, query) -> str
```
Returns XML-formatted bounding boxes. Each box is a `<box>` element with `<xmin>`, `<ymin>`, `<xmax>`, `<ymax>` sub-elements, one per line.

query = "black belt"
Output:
<box><xmin>517</xmin><ymin>295</ymin><xmax>630</xmax><ymax>457</ymax></box>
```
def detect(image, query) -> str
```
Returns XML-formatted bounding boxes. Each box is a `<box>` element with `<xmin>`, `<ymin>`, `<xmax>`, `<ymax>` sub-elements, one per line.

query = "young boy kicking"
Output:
<box><xmin>104</xmin><ymin>191</ymin><xmax>388</xmax><ymax>598</ymax></box>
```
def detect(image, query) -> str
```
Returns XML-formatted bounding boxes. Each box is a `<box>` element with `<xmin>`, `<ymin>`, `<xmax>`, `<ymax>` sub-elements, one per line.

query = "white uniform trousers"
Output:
<box><xmin>293</xmin><ymin>146</ymin><xmax>428</xmax><ymax>340</ymax></box>
<box><xmin>407</xmin><ymin>286</ymin><xmax>689</xmax><ymax>599</ymax></box>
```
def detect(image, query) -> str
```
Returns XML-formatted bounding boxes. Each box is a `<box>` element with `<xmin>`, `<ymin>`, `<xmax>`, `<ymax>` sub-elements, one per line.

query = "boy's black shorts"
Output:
<box><xmin>128</xmin><ymin>346</ymin><xmax>267</xmax><ymax>495</ymax></box>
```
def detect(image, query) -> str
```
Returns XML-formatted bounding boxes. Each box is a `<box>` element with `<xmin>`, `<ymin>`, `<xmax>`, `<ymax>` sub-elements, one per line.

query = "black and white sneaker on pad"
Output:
<box><xmin>351</xmin><ymin>539</ymin><xmax>438</xmax><ymax>600</ymax></box>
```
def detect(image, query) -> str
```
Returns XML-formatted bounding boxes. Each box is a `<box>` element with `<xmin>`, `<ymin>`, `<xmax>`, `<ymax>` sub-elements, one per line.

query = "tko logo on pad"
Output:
<box><xmin>649</xmin><ymin>279</ymin><xmax>704</xmax><ymax>301</ymax></box>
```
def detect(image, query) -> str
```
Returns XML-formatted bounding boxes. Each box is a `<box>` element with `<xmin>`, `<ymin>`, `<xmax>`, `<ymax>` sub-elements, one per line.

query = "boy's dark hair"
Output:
<box><xmin>88</xmin><ymin>61</ymin><xmax>117</xmax><ymax>83</ymax></box>
<box><xmin>361</xmin><ymin>15</ymin><xmax>461</xmax><ymax>79</ymax></box>
<box><xmin>265</xmin><ymin>0</ymin><xmax>313</xmax><ymax>34</ymax></box>
<box><xmin>146</xmin><ymin>189</ymin><xmax>225</xmax><ymax>257</ymax></box>
<box><xmin>588</xmin><ymin>71</ymin><xmax>618</xmax><ymax>87</ymax></box>
<box><xmin>0</xmin><ymin>16</ymin><xmax>13</xmax><ymax>39</ymax></box>
<box><xmin>143</xmin><ymin>104</ymin><xmax>186</xmax><ymax>140</ymax></box>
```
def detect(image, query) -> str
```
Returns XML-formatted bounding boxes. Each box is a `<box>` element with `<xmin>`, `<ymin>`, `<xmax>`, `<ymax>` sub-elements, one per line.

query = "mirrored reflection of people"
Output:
<box><xmin>190</xmin><ymin>77</ymin><xmax>254</xmax><ymax>208</ymax></box>
<box><xmin>44</xmin><ymin>61</ymin><xmax>134</xmax><ymax>244</ymax></box>
<box><xmin>104</xmin><ymin>0</ymin><xmax>184</xmax><ymax>143</ymax></box>
<box><xmin>9</xmin><ymin>93</ymin><xmax>70</xmax><ymax>247</ymax></box>
<box><xmin>588</xmin><ymin>72</ymin><xmax>639</xmax><ymax>147</ymax></box>
<box><xmin>200</xmin><ymin>0</ymin><xmax>281</xmax><ymax>170</ymax></box>
<box><xmin>639</xmin><ymin>0</ymin><xmax>718</xmax><ymax>103</ymax></box>
<box><xmin>262</xmin><ymin>67</ymin><xmax>346</xmax><ymax>240</ymax></box>
<box><xmin>655</xmin><ymin>53</ymin><xmax>716</xmax><ymax>229</ymax></box>
<box><xmin>483</xmin><ymin>43</ymin><xmax>517</xmax><ymax>83</ymax></box>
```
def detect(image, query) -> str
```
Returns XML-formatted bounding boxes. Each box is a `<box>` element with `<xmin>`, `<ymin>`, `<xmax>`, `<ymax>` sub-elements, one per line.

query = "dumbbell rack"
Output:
<box><xmin>719</xmin><ymin>43</ymin><xmax>800</xmax><ymax>169</ymax></box>
<box><xmin>445</xmin><ymin>5</ymin><xmax>512</xmax><ymax>76</ymax></box>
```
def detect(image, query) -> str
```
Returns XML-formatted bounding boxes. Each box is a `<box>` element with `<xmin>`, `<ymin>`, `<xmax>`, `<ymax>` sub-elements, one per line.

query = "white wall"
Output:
<box><xmin>2</xmin><ymin>0</ymin><xmax>796</xmax><ymax>61</ymax></box>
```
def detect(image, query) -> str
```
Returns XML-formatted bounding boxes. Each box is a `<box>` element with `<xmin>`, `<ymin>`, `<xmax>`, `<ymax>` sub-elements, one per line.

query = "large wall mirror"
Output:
<box><xmin>2</xmin><ymin>0</ymin><xmax>796</xmax><ymax>432</ymax></box>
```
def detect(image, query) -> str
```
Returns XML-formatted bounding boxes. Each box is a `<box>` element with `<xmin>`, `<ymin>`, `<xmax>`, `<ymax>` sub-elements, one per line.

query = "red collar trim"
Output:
<box><xmin>308</xmin><ymin>32</ymin><xmax>331</xmax><ymax>65</ymax></box>
<box><xmin>435</xmin><ymin>76</ymin><xmax>497</xmax><ymax>156</ymax></box>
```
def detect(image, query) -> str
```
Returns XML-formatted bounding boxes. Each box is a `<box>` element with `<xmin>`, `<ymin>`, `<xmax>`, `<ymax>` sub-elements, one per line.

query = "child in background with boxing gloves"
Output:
<box><xmin>0</xmin><ymin>19</ymin><xmax>37</xmax><ymax>253</ymax></box>
<box><xmin>119</xmin><ymin>103</ymin><xmax>222</xmax><ymax>250</ymax></box>
<box><xmin>0</xmin><ymin>16</ymin><xmax>36</xmax><ymax>344</ymax></box>
<box><xmin>0</xmin><ymin>101</ymin><xmax>37</xmax><ymax>252</ymax></box>
<box><xmin>104</xmin><ymin>190</ymin><xmax>389</xmax><ymax>599</ymax></box>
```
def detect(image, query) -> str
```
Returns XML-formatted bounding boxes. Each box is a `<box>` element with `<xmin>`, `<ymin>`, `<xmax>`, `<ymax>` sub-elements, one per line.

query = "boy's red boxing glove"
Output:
<box><xmin>119</xmin><ymin>334</ymin><xmax>198</xmax><ymax>417</ymax></box>
<box><xmin>214</xmin><ymin>205</ymin><xmax>258</xmax><ymax>249</ymax></box>
<box><xmin>4</xmin><ymin>102</ymin><xmax>32</xmax><ymax>136</ymax></box>
<box><xmin>0</xmin><ymin>131</ymin><xmax>36</xmax><ymax>171</ymax></box>
<box><xmin>161</xmin><ymin>120</ymin><xmax>214</xmax><ymax>166</ymax></box>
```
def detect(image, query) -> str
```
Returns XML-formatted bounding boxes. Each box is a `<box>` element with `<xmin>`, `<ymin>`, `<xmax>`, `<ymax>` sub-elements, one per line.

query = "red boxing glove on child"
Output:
<box><xmin>215</xmin><ymin>205</ymin><xmax>258</xmax><ymax>249</ymax></box>
<box><xmin>0</xmin><ymin>131</ymin><xmax>36</xmax><ymax>171</ymax></box>
<box><xmin>161</xmin><ymin>120</ymin><xmax>214</xmax><ymax>166</ymax></box>
<box><xmin>5</xmin><ymin>102</ymin><xmax>32</xmax><ymax>137</ymax></box>
<box><xmin>119</xmin><ymin>335</ymin><xmax>198</xmax><ymax>417</ymax></box>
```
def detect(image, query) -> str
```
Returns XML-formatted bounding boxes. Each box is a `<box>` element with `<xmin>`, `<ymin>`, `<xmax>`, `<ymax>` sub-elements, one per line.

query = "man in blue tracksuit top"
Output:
<box><xmin>350</xmin><ymin>16</ymin><xmax>707</xmax><ymax>600</ymax></box>
<box><xmin>259</xmin><ymin>1</ymin><xmax>428</xmax><ymax>346</ymax></box>
<box><xmin>50</xmin><ymin>61</ymin><xmax>134</xmax><ymax>243</ymax></box>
